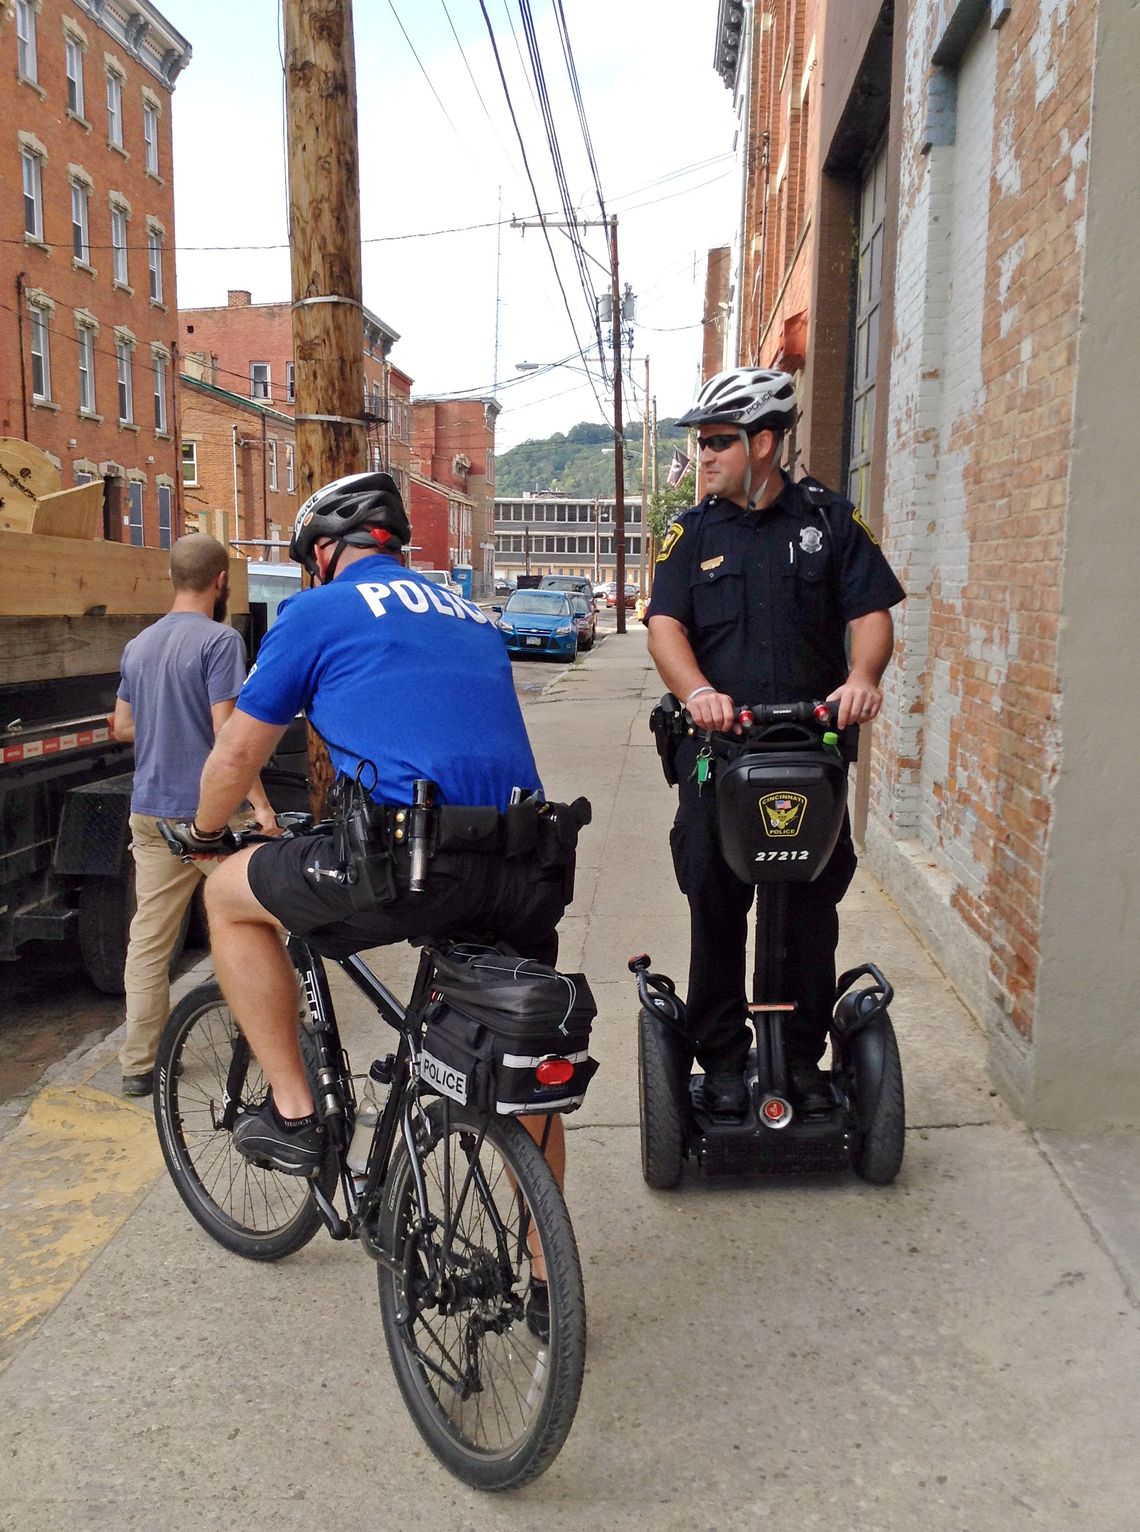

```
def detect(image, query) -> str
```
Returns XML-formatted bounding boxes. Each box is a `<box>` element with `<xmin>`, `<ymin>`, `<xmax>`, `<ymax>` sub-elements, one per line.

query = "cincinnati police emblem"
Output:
<box><xmin>657</xmin><ymin>521</ymin><xmax>684</xmax><ymax>562</ymax></box>
<box><xmin>759</xmin><ymin>792</ymin><xmax>807</xmax><ymax>838</ymax></box>
<box><xmin>799</xmin><ymin>527</ymin><xmax>823</xmax><ymax>554</ymax></box>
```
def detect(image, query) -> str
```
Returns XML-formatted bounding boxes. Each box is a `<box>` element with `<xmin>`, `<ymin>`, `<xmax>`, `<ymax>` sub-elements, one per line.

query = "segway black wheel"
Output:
<box><xmin>638</xmin><ymin>1007</ymin><xmax>686</xmax><ymax>1189</ymax></box>
<box><xmin>848</xmin><ymin>1016</ymin><xmax>905</xmax><ymax>1185</ymax></box>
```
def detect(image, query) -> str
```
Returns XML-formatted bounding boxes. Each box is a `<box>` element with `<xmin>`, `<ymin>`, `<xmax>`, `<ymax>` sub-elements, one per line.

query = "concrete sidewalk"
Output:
<box><xmin>1</xmin><ymin>628</ymin><xmax>1138</xmax><ymax>1531</ymax></box>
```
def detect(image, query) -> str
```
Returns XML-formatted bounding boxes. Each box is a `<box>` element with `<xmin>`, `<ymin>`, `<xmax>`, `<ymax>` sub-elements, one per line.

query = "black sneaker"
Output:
<box><xmin>525</xmin><ymin>1278</ymin><xmax>550</xmax><ymax>1344</ymax></box>
<box><xmin>701</xmin><ymin>1066</ymin><xmax>749</xmax><ymax>1118</ymax></box>
<box><xmin>789</xmin><ymin>1063</ymin><xmax>833</xmax><ymax>1113</ymax></box>
<box><xmin>121</xmin><ymin>1071</ymin><xmax>153</xmax><ymax>1097</ymax></box>
<box><xmin>232</xmin><ymin>1096</ymin><xmax>325</xmax><ymax>1175</ymax></box>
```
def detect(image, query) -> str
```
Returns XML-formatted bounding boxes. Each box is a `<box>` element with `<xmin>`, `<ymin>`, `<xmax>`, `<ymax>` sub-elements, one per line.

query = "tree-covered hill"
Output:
<box><xmin>496</xmin><ymin>419</ymin><xmax>691</xmax><ymax>498</ymax></box>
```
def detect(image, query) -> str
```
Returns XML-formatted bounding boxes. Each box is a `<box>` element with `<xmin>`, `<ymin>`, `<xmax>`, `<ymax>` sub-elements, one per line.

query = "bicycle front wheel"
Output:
<box><xmin>377</xmin><ymin>1100</ymin><xmax>585</xmax><ymax>1490</ymax></box>
<box><xmin>153</xmin><ymin>980</ymin><xmax>335</xmax><ymax>1261</ymax></box>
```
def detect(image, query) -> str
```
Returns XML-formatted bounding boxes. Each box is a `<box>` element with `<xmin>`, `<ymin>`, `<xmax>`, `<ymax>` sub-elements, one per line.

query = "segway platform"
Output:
<box><xmin>689</xmin><ymin>1055</ymin><xmax>853</xmax><ymax>1176</ymax></box>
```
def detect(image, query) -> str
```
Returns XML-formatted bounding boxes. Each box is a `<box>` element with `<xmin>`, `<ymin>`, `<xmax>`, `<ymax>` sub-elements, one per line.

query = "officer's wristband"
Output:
<box><xmin>686</xmin><ymin>685</ymin><xmax>716</xmax><ymax>705</ymax></box>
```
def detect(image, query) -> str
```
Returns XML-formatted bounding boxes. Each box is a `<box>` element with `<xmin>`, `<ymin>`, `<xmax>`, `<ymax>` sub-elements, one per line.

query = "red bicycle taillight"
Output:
<box><xmin>535</xmin><ymin>1057</ymin><xmax>574</xmax><ymax>1087</ymax></box>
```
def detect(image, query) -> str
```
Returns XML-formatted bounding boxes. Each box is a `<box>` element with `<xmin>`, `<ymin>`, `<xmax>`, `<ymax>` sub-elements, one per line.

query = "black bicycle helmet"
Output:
<box><xmin>289</xmin><ymin>470</ymin><xmax>411</xmax><ymax>579</ymax></box>
<box><xmin>676</xmin><ymin>367</ymin><xmax>797</xmax><ymax>431</ymax></box>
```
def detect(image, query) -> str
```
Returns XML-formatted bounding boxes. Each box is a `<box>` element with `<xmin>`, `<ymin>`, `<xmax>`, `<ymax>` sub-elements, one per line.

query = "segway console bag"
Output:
<box><xmin>714</xmin><ymin>717</ymin><xmax>848</xmax><ymax>885</ymax></box>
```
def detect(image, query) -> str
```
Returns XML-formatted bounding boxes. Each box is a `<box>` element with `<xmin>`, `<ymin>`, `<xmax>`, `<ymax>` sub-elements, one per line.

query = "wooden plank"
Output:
<box><xmin>0</xmin><ymin>616</ymin><xmax>160</xmax><ymax>685</ymax></box>
<box><xmin>0</xmin><ymin>533</ymin><xmax>250</xmax><ymax>617</ymax></box>
<box><xmin>30</xmin><ymin>483</ymin><xmax>104</xmax><ymax>540</ymax></box>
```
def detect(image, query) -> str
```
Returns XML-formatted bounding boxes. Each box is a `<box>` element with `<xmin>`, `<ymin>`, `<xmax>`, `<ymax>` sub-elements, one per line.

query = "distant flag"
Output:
<box><xmin>666</xmin><ymin>450</ymin><xmax>692</xmax><ymax>488</ymax></box>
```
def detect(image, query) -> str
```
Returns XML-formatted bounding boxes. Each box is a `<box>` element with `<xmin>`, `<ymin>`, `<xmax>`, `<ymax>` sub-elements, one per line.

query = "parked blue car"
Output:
<box><xmin>494</xmin><ymin>590</ymin><xmax>579</xmax><ymax>660</ymax></box>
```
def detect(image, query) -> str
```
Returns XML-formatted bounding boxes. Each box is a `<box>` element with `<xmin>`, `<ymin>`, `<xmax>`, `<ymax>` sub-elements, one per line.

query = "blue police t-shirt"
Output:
<box><xmin>237</xmin><ymin>555</ymin><xmax>542</xmax><ymax>810</ymax></box>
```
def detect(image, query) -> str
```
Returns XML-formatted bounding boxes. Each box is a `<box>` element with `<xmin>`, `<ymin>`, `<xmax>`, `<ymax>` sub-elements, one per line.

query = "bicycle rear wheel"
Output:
<box><xmin>153</xmin><ymin>980</ymin><xmax>335</xmax><ymax>1261</ymax></box>
<box><xmin>377</xmin><ymin>1100</ymin><xmax>585</xmax><ymax>1490</ymax></box>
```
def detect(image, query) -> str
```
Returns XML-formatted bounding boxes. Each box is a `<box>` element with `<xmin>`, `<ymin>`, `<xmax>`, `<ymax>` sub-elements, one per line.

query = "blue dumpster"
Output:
<box><xmin>451</xmin><ymin>564</ymin><xmax>473</xmax><ymax>600</ymax></box>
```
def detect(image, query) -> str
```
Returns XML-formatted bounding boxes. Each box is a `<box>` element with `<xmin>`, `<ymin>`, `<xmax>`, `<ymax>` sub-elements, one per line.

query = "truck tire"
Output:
<box><xmin>77</xmin><ymin>867</ymin><xmax>189</xmax><ymax>995</ymax></box>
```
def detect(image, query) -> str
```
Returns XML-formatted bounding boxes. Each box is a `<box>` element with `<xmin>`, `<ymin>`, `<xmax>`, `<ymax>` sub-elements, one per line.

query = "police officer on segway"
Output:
<box><xmin>646</xmin><ymin>369</ymin><xmax>905</xmax><ymax>1119</ymax></box>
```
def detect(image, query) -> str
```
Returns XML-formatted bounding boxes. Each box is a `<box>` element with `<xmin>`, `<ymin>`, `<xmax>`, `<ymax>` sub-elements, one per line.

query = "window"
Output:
<box><xmin>153</xmin><ymin>352</ymin><xmax>167</xmax><ymax>433</ymax></box>
<box><xmin>127</xmin><ymin>481</ymin><xmax>144</xmax><ymax>546</ymax></box>
<box><xmin>71</xmin><ymin>182</ymin><xmax>91</xmax><ymax>264</ymax></box>
<box><xmin>16</xmin><ymin>0</ymin><xmax>37</xmax><ymax>83</ymax></box>
<box><xmin>116</xmin><ymin>339</ymin><xmax>134</xmax><ymax>423</ymax></box>
<box><xmin>29</xmin><ymin>304</ymin><xmax>51</xmax><ymax>402</ymax></box>
<box><xmin>285</xmin><ymin>444</ymin><xmax>295</xmax><ymax>493</ymax></box>
<box><xmin>181</xmin><ymin>441</ymin><xmax>198</xmax><ymax>487</ymax></box>
<box><xmin>147</xmin><ymin>229</ymin><xmax>163</xmax><ymax>303</ymax></box>
<box><xmin>157</xmin><ymin>483</ymin><xmax>172</xmax><ymax>550</ymax></box>
<box><xmin>250</xmin><ymin>362</ymin><xmax>270</xmax><ymax>400</ymax></box>
<box><xmin>106</xmin><ymin>70</ymin><xmax>123</xmax><ymax>149</ymax></box>
<box><xmin>143</xmin><ymin>103</ymin><xmax>159</xmax><ymax>175</ymax></box>
<box><xmin>66</xmin><ymin>37</ymin><xmax>85</xmax><ymax>117</ymax></box>
<box><xmin>77</xmin><ymin>325</ymin><xmax>96</xmax><ymax>413</ymax></box>
<box><xmin>22</xmin><ymin>150</ymin><xmax>44</xmax><ymax>241</ymax></box>
<box><xmin>267</xmin><ymin>439</ymin><xmax>278</xmax><ymax>491</ymax></box>
<box><xmin>111</xmin><ymin>205</ymin><xmax>129</xmax><ymax>285</ymax></box>
<box><xmin>285</xmin><ymin>361</ymin><xmax>295</xmax><ymax>402</ymax></box>
<box><xmin>846</xmin><ymin>139</ymin><xmax>888</xmax><ymax>515</ymax></box>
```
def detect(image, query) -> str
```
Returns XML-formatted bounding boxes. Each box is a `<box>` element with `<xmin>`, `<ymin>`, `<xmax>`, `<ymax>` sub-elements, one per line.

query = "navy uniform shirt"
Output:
<box><xmin>646</xmin><ymin>473</ymin><xmax>906</xmax><ymax>705</ymax></box>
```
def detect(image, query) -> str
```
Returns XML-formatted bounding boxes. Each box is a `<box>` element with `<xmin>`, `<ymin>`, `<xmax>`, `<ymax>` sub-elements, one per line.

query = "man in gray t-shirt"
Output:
<box><xmin>113</xmin><ymin>535</ymin><xmax>276</xmax><ymax>1096</ymax></box>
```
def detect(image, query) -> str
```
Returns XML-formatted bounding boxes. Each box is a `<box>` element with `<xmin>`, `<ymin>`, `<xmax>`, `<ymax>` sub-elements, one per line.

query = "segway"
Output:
<box><xmin>634</xmin><ymin>697</ymin><xmax>905</xmax><ymax>1190</ymax></box>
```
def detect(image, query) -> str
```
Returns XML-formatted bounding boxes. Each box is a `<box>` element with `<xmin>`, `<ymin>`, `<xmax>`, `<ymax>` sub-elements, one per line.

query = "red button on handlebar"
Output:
<box><xmin>814</xmin><ymin>704</ymin><xmax>830</xmax><ymax>721</ymax></box>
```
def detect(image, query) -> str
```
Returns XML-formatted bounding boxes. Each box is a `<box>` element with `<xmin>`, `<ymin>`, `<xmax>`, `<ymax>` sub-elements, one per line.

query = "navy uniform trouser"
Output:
<box><xmin>669</xmin><ymin>745</ymin><xmax>858</xmax><ymax>1073</ymax></box>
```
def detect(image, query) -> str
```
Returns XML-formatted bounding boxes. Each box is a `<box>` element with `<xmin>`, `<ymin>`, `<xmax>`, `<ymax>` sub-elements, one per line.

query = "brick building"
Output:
<box><xmin>412</xmin><ymin>397</ymin><xmax>500</xmax><ymax>598</ymax></box>
<box><xmin>707</xmin><ymin>0</ymin><xmax>1140</xmax><ymax>1127</ymax></box>
<box><xmin>408</xmin><ymin>474</ymin><xmax>473</xmax><ymax>575</ymax></box>
<box><xmin>178</xmin><ymin>290</ymin><xmax>412</xmax><ymax>504</ymax></box>
<box><xmin>179</xmin><ymin>362</ymin><xmax>296</xmax><ymax>554</ymax></box>
<box><xmin>1</xmin><ymin>0</ymin><xmax>191</xmax><ymax>546</ymax></box>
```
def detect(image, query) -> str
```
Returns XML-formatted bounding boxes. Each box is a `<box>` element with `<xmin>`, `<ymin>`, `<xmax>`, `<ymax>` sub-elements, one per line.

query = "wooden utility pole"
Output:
<box><xmin>650</xmin><ymin>394</ymin><xmax>659</xmax><ymax>571</ymax></box>
<box><xmin>609</xmin><ymin>216</ymin><xmax>627</xmax><ymax>635</ymax></box>
<box><xmin>283</xmin><ymin>0</ymin><xmax>367</xmax><ymax>813</ymax></box>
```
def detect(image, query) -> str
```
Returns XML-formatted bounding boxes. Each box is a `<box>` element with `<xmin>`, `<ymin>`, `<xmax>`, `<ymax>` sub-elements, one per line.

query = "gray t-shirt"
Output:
<box><xmin>118</xmin><ymin>612</ymin><xmax>247</xmax><ymax>817</ymax></box>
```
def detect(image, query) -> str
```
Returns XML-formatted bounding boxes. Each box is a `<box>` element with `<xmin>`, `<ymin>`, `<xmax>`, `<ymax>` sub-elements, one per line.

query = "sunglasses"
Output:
<box><xmin>697</xmin><ymin>433</ymin><xmax>740</xmax><ymax>453</ymax></box>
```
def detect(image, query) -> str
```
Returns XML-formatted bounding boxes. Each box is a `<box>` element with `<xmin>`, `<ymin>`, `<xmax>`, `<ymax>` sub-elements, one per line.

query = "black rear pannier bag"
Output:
<box><xmin>418</xmin><ymin>945</ymin><xmax>599</xmax><ymax>1115</ymax></box>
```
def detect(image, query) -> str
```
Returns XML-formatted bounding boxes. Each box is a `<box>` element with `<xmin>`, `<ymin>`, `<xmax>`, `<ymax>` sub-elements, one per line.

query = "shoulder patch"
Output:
<box><xmin>657</xmin><ymin>521</ymin><xmax>685</xmax><ymax>563</ymax></box>
<box><xmin>851</xmin><ymin>507</ymin><xmax>879</xmax><ymax>545</ymax></box>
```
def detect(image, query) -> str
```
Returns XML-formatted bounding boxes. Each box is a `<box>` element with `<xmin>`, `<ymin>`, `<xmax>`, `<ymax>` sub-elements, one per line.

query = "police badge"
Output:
<box><xmin>799</xmin><ymin>526</ymin><xmax>824</xmax><ymax>554</ymax></box>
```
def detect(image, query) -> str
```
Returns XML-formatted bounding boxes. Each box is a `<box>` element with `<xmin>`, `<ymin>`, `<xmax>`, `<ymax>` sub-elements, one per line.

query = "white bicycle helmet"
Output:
<box><xmin>676</xmin><ymin>368</ymin><xmax>797</xmax><ymax>432</ymax></box>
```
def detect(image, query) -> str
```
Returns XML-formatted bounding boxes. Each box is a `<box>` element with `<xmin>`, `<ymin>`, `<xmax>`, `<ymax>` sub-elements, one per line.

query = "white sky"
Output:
<box><xmin>160</xmin><ymin>0</ymin><xmax>738</xmax><ymax>452</ymax></box>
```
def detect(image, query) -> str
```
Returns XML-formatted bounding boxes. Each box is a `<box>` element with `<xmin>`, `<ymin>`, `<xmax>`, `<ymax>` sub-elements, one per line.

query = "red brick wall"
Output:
<box><xmin>179</xmin><ymin>379</ymin><xmax>297</xmax><ymax>551</ymax></box>
<box><xmin>408</xmin><ymin>477</ymin><xmax>450</xmax><ymax>570</ymax></box>
<box><xmin>0</xmin><ymin>0</ymin><xmax>182</xmax><ymax>546</ymax></box>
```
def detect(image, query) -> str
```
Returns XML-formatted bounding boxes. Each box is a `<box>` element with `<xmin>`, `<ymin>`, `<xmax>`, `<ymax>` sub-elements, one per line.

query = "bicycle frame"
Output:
<box><xmin>286</xmin><ymin>934</ymin><xmax>506</xmax><ymax>1285</ymax></box>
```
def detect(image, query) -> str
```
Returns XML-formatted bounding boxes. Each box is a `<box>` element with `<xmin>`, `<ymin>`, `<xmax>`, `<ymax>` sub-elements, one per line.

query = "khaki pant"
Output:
<box><xmin>120</xmin><ymin>813</ymin><xmax>222</xmax><ymax>1077</ymax></box>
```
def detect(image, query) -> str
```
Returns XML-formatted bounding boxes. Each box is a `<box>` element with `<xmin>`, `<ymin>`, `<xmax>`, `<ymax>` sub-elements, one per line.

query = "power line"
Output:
<box><xmin>386</xmin><ymin>0</ymin><xmax>482</xmax><ymax>175</ymax></box>
<box><xmin>475</xmin><ymin>0</ymin><xmax>609</xmax><ymax>427</ymax></box>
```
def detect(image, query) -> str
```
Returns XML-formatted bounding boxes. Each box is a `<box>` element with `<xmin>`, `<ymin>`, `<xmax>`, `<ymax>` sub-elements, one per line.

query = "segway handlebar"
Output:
<box><xmin>674</xmin><ymin>698</ymin><xmax>841</xmax><ymax>736</ymax></box>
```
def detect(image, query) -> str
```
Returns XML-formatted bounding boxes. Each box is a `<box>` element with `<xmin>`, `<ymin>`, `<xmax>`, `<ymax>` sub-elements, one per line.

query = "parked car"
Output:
<box><xmin>493</xmin><ymin>576</ymin><xmax>517</xmax><ymax>597</ymax></box>
<box><xmin>539</xmin><ymin>574</ymin><xmax>596</xmax><ymax>606</ymax></box>
<box><xmin>493</xmin><ymin>590</ymin><xmax>578</xmax><ymax>661</ymax></box>
<box><xmin>606</xmin><ymin>583</ymin><xmax>638</xmax><ymax>609</ymax></box>
<box><xmin>567</xmin><ymin>591</ymin><xmax>596</xmax><ymax>651</ymax></box>
<box><xmin>416</xmin><ymin>568</ymin><xmax>461</xmax><ymax>596</ymax></box>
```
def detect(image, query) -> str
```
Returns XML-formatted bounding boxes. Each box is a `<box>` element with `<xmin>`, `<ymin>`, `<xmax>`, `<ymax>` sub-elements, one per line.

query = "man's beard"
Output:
<box><xmin>213</xmin><ymin>582</ymin><xmax>229</xmax><ymax>622</ymax></box>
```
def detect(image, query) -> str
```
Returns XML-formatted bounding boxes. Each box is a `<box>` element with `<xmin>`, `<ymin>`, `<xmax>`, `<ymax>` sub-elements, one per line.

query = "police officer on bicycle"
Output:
<box><xmin>646</xmin><ymin>368</ymin><xmax>905</xmax><ymax>1117</ymax></box>
<box><xmin>180</xmin><ymin>472</ymin><xmax>586</xmax><ymax>1181</ymax></box>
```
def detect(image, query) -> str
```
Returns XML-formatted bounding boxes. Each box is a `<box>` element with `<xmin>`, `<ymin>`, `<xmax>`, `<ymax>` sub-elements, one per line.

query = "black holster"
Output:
<box><xmin>649</xmin><ymin>693</ymin><xmax>685</xmax><ymax>786</ymax></box>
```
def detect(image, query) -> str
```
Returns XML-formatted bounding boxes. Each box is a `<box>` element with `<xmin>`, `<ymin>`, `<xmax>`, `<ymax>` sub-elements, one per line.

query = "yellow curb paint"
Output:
<box><xmin>0</xmin><ymin>1085</ymin><xmax>164</xmax><ymax>1373</ymax></box>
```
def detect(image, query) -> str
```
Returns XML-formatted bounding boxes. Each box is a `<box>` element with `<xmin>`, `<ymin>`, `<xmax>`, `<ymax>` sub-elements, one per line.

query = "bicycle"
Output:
<box><xmin>151</xmin><ymin>819</ymin><xmax>588</xmax><ymax>1491</ymax></box>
